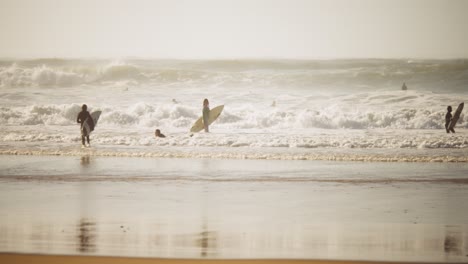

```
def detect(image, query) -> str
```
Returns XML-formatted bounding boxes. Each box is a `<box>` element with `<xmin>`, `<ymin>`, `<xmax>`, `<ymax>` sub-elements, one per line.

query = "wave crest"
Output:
<box><xmin>0</xmin><ymin>99</ymin><xmax>465</xmax><ymax>130</ymax></box>
<box><xmin>1</xmin><ymin>59</ymin><xmax>468</xmax><ymax>92</ymax></box>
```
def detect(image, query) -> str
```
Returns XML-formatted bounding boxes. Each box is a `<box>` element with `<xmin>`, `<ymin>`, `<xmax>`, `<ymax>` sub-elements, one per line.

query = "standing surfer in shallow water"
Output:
<box><xmin>401</xmin><ymin>82</ymin><xmax>408</xmax><ymax>90</ymax></box>
<box><xmin>77</xmin><ymin>104</ymin><xmax>94</xmax><ymax>147</ymax></box>
<box><xmin>203</xmin><ymin>98</ymin><xmax>210</xmax><ymax>132</ymax></box>
<box><xmin>445</xmin><ymin>106</ymin><xmax>455</xmax><ymax>133</ymax></box>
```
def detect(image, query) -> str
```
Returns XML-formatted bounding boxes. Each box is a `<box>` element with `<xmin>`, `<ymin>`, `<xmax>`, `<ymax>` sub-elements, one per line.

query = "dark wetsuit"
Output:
<box><xmin>77</xmin><ymin>110</ymin><xmax>94</xmax><ymax>145</ymax></box>
<box><xmin>445</xmin><ymin>111</ymin><xmax>455</xmax><ymax>133</ymax></box>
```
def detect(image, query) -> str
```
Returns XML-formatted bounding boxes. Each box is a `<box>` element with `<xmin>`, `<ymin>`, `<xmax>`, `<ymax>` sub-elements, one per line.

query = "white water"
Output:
<box><xmin>1</xmin><ymin>59</ymin><xmax>467</xmax><ymax>161</ymax></box>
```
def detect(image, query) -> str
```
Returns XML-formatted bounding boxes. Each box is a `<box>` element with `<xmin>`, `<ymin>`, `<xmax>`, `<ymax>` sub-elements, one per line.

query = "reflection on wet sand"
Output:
<box><xmin>1</xmin><ymin>156</ymin><xmax>468</xmax><ymax>262</ymax></box>
<box><xmin>78</xmin><ymin>155</ymin><xmax>96</xmax><ymax>252</ymax></box>
<box><xmin>0</xmin><ymin>217</ymin><xmax>467</xmax><ymax>261</ymax></box>
<box><xmin>80</xmin><ymin>156</ymin><xmax>90</xmax><ymax>166</ymax></box>
<box><xmin>78</xmin><ymin>219</ymin><xmax>96</xmax><ymax>253</ymax></box>
<box><xmin>444</xmin><ymin>225</ymin><xmax>466</xmax><ymax>261</ymax></box>
<box><xmin>197</xmin><ymin>223</ymin><xmax>217</xmax><ymax>257</ymax></box>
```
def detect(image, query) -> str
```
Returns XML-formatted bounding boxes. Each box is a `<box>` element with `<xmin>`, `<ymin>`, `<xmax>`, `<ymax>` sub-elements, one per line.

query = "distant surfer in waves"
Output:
<box><xmin>445</xmin><ymin>106</ymin><xmax>455</xmax><ymax>133</ymax></box>
<box><xmin>77</xmin><ymin>104</ymin><xmax>94</xmax><ymax>147</ymax></box>
<box><xmin>203</xmin><ymin>98</ymin><xmax>210</xmax><ymax>132</ymax></box>
<box><xmin>401</xmin><ymin>82</ymin><xmax>408</xmax><ymax>90</ymax></box>
<box><xmin>155</xmin><ymin>129</ymin><xmax>166</xmax><ymax>138</ymax></box>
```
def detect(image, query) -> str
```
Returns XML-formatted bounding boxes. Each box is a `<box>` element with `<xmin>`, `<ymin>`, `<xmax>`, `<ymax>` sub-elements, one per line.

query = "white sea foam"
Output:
<box><xmin>1</xmin><ymin>126</ymin><xmax>467</xmax><ymax>150</ymax></box>
<box><xmin>0</xmin><ymin>91</ymin><xmax>465</xmax><ymax>130</ymax></box>
<box><xmin>1</xmin><ymin>142</ymin><xmax>467</xmax><ymax>163</ymax></box>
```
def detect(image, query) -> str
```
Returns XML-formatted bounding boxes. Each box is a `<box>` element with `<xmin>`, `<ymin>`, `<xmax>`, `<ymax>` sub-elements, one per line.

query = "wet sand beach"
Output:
<box><xmin>1</xmin><ymin>156</ymin><xmax>468</xmax><ymax>263</ymax></box>
<box><xmin>0</xmin><ymin>253</ymin><xmax>438</xmax><ymax>264</ymax></box>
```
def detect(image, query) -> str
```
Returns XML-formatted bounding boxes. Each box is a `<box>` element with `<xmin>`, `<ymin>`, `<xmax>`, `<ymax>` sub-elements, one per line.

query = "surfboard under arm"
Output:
<box><xmin>448</xmin><ymin>103</ymin><xmax>464</xmax><ymax>130</ymax></box>
<box><xmin>82</xmin><ymin>111</ymin><xmax>102</xmax><ymax>135</ymax></box>
<box><xmin>190</xmin><ymin>105</ymin><xmax>224</xmax><ymax>133</ymax></box>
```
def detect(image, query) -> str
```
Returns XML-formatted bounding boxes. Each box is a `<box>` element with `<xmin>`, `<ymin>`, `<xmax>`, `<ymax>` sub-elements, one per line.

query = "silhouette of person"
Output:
<box><xmin>77</xmin><ymin>104</ymin><xmax>94</xmax><ymax>147</ymax></box>
<box><xmin>445</xmin><ymin>106</ymin><xmax>455</xmax><ymax>133</ymax></box>
<box><xmin>401</xmin><ymin>82</ymin><xmax>408</xmax><ymax>90</ymax></box>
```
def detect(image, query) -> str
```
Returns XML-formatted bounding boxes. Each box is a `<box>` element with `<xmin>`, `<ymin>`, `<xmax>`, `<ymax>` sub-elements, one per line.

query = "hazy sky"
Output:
<box><xmin>1</xmin><ymin>0</ymin><xmax>467</xmax><ymax>59</ymax></box>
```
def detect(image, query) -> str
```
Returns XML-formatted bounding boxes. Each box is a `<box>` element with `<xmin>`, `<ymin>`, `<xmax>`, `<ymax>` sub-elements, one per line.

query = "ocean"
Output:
<box><xmin>0</xmin><ymin>58</ymin><xmax>467</xmax><ymax>161</ymax></box>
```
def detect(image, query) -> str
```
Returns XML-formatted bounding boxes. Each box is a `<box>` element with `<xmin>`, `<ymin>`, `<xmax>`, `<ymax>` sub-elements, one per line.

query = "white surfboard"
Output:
<box><xmin>82</xmin><ymin>111</ymin><xmax>102</xmax><ymax>135</ymax></box>
<box><xmin>190</xmin><ymin>105</ymin><xmax>224</xmax><ymax>133</ymax></box>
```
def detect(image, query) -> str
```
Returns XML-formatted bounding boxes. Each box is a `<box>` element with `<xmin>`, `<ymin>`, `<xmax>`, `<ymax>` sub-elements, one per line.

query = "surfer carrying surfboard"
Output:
<box><xmin>189</xmin><ymin>102</ymin><xmax>224</xmax><ymax>133</ymax></box>
<box><xmin>203</xmin><ymin>98</ymin><xmax>210</xmax><ymax>132</ymax></box>
<box><xmin>77</xmin><ymin>104</ymin><xmax>95</xmax><ymax>147</ymax></box>
<box><xmin>445</xmin><ymin>103</ymin><xmax>465</xmax><ymax>133</ymax></box>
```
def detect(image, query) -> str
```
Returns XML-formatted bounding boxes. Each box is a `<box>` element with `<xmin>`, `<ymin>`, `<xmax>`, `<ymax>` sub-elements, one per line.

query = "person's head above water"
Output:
<box><xmin>82</xmin><ymin>104</ymin><xmax>87</xmax><ymax>111</ymax></box>
<box><xmin>155</xmin><ymin>129</ymin><xmax>165</xmax><ymax>138</ymax></box>
<box><xmin>447</xmin><ymin>106</ymin><xmax>452</xmax><ymax>112</ymax></box>
<box><xmin>203</xmin><ymin>98</ymin><xmax>209</xmax><ymax>107</ymax></box>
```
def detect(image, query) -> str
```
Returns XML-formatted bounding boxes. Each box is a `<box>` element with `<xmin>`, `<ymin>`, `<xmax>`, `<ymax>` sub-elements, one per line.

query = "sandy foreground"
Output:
<box><xmin>0</xmin><ymin>253</ymin><xmax>436</xmax><ymax>264</ymax></box>
<box><xmin>1</xmin><ymin>156</ymin><xmax>468</xmax><ymax>263</ymax></box>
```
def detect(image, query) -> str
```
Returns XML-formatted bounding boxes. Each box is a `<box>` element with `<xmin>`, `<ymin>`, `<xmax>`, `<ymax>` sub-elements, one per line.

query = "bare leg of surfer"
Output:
<box><xmin>81</xmin><ymin>129</ymin><xmax>90</xmax><ymax>148</ymax></box>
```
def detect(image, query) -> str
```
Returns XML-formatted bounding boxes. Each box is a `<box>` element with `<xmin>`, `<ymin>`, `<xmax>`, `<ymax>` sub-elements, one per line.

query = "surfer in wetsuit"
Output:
<box><xmin>401</xmin><ymin>82</ymin><xmax>408</xmax><ymax>90</ymax></box>
<box><xmin>445</xmin><ymin>106</ymin><xmax>455</xmax><ymax>133</ymax></box>
<box><xmin>203</xmin><ymin>98</ymin><xmax>210</xmax><ymax>132</ymax></box>
<box><xmin>77</xmin><ymin>104</ymin><xmax>94</xmax><ymax>147</ymax></box>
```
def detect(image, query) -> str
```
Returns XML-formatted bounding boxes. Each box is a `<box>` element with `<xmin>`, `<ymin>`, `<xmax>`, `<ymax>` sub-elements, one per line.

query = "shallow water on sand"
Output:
<box><xmin>0</xmin><ymin>156</ymin><xmax>468</xmax><ymax>262</ymax></box>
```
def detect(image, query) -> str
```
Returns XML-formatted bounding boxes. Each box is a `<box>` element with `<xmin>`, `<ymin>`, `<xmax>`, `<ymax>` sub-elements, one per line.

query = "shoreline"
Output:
<box><xmin>1</xmin><ymin>147</ymin><xmax>467</xmax><ymax>163</ymax></box>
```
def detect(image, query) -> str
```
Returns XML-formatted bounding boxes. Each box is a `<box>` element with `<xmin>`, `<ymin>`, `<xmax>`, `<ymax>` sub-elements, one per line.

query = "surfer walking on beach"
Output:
<box><xmin>203</xmin><ymin>98</ymin><xmax>210</xmax><ymax>132</ymax></box>
<box><xmin>77</xmin><ymin>104</ymin><xmax>94</xmax><ymax>147</ymax></box>
<box><xmin>445</xmin><ymin>106</ymin><xmax>455</xmax><ymax>133</ymax></box>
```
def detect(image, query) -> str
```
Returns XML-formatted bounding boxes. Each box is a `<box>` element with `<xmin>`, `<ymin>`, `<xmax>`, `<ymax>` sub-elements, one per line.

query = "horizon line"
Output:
<box><xmin>1</xmin><ymin>56</ymin><xmax>468</xmax><ymax>61</ymax></box>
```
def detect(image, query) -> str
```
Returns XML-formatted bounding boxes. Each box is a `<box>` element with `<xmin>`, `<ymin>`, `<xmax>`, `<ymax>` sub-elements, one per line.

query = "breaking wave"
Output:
<box><xmin>0</xmin><ymin>97</ymin><xmax>465</xmax><ymax>130</ymax></box>
<box><xmin>1</xmin><ymin>59</ymin><xmax>468</xmax><ymax>92</ymax></box>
